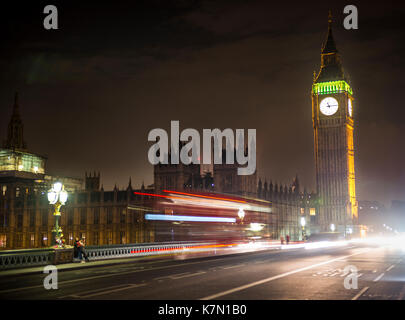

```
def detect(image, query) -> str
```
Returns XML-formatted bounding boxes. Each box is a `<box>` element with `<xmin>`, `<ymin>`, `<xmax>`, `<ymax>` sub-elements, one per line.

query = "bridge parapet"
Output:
<box><xmin>0</xmin><ymin>241</ymin><xmax>218</xmax><ymax>270</ymax></box>
<box><xmin>0</xmin><ymin>247</ymin><xmax>73</xmax><ymax>270</ymax></box>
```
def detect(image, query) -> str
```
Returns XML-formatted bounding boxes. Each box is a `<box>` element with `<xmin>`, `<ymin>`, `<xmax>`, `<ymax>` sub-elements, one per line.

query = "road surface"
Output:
<box><xmin>0</xmin><ymin>243</ymin><xmax>404</xmax><ymax>300</ymax></box>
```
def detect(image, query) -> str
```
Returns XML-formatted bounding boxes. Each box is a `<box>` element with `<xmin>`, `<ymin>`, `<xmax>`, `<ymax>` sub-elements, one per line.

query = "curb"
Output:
<box><xmin>0</xmin><ymin>245</ymin><xmax>285</xmax><ymax>278</ymax></box>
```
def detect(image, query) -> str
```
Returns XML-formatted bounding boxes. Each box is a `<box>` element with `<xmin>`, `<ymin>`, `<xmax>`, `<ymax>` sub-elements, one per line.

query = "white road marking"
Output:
<box><xmin>154</xmin><ymin>271</ymin><xmax>207</xmax><ymax>280</ymax></box>
<box><xmin>68</xmin><ymin>283</ymin><xmax>147</xmax><ymax>298</ymax></box>
<box><xmin>171</xmin><ymin>271</ymin><xmax>206</xmax><ymax>279</ymax></box>
<box><xmin>200</xmin><ymin>249</ymin><xmax>371</xmax><ymax>300</ymax></box>
<box><xmin>222</xmin><ymin>264</ymin><xmax>245</xmax><ymax>270</ymax></box>
<box><xmin>386</xmin><ymin>265</ymin><xmax>395</xmax><ymax>272</ymax></box>
<box><xmin>154</xmin><ymin>272</ymin><xmax>190</xmax><ymax>280</ymax></box>
<box><xmin>373</xmin><ymin>273</ymin><xmax>385</xmax><ymax>282</ymax></box>
<box><xmin>352</xmin><ymin>287</ymin><xmax>369</xmax><ymax>300</ymax></box>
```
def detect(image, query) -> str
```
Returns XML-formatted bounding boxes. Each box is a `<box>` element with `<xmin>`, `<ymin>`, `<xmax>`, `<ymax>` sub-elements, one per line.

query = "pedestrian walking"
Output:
<box><xmin>74</xmin><ymin>237</ymin><xmax>83</xmax><ymax>262</ymax></box>
<box><xmin>80</xmin><ymin>237</ymin><xmax>90</xmax><ymax>263</ymax></box>
<box><xmin>286</xmin><ymin>234</ymin><xmax>290</xmax><ymax>245</ymax></box>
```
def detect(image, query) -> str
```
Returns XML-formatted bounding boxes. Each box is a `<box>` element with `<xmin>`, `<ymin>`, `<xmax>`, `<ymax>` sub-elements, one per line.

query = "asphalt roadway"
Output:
<box><xmin>0</xmin><ymin>242</ymin><xmax>404</xmax><ymax>300</ymax></box>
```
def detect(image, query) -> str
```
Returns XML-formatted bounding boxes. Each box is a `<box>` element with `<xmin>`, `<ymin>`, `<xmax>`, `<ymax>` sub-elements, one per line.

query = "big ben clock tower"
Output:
<box><xmin>312</xmin><ymin>12</ymin><xmax>358</xmax><ymax>232</ymax></box>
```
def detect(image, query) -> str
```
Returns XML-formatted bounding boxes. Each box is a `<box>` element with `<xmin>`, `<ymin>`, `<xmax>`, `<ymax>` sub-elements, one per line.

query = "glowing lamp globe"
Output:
<box><xmin>238</xmin><ymin>208</ymin><xmax>245</xmax><ymax>219</ymax></box>
<box><xmin>59</xmin><ymin>190</ymin><xmax>68</xmax><ymax>204</ymax></box>
<box><xmin>53</xmin><ymin>182</ymin><xmax>63</xmax><ymax>193</ymax></box>
<box><xmin>47</xmin><ymin>191</ymin><xmax>57</xmax><ymax>204</ymax></box>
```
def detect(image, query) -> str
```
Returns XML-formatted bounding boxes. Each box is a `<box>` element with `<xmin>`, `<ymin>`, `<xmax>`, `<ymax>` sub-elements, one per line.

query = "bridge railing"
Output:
<box><xmin>0</xmin><ymin>248</ymin><xmax>56</xmax><ymax>270</ymax></box>
<box><xmin>85</xmin><ymin>241</ymin><xmax>216</xmax><ymax>260</ymax></box>
<box><xmin>0</xmin><ymin>241</ymin><xmax>227</xmax><ymax>270</ymax></box>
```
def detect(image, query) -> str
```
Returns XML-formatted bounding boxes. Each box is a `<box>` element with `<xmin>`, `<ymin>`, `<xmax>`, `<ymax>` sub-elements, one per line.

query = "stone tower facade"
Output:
<box><xmin>312</xmin><ymin>13</ymin><xmax>358</xmax><ymax>232</ymax></box>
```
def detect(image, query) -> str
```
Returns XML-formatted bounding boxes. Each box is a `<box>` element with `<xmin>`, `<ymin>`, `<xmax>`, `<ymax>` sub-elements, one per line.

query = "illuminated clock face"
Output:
<box><xmin>348</xmin><ymin>99</ymin><xmax>353</xmax><ymax>117</ymax></box>
<box><xmin>320</xmin><ymin>97</ymin><xmax>339</xmax><ymax>116</ymax></box>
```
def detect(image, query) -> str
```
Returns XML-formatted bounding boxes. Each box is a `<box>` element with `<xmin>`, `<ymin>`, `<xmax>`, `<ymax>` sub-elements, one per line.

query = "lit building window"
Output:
<box><xmin>310</xmin><ymin>208</ymin><xmax>316</xmax><ymax>216</ymax></box>
<box><xmin>30</xmin><ymin>234</ymin><xmax>35</xmax><ymax>247</ymax></box>
<box><xmin>0</xmin><ymin>234</ymin><xmax>6</xmax><ymax>248</ymax></box>
<box><xmin>300</xmin><ymin>208</ymin><xmax>305</xmax><ymax>214</ymax></box>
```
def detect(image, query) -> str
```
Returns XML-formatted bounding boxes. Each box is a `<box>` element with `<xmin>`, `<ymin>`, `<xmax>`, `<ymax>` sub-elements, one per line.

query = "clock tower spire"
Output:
<box><xmin>312</xmin><ymin>12</ymin><xmax>358</xmax><ymax>233</ymax></box>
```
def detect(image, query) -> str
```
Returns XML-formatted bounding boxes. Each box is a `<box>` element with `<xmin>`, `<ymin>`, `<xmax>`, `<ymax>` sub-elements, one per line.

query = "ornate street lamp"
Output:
<box><xmin>238</xmin><ymin>208</ymin><xmax>245</xmax><ymax>223</ymax></box>
<box><xmin>48</xmin><ymin>182</ymin><xmax>68</xmax><ymax>246</ymax></box>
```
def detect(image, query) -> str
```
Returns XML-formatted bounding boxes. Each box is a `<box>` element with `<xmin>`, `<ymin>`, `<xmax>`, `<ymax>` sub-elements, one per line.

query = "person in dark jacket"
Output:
<box><xmin>286</xmin><ymin>234</ymin><xmax>290</xmax><ymax>245</ymax></box>
<box><xmin>74</xmin><ymin>237</ymin><xmax>80</xmax><ymax>260</ymax></box>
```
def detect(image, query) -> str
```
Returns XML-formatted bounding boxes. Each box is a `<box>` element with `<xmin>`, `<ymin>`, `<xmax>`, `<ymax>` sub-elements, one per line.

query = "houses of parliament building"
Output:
<box><xmin>0</xmin><ymin>14</ymin><xmax>357</xmax><ymax>250</ymax></box>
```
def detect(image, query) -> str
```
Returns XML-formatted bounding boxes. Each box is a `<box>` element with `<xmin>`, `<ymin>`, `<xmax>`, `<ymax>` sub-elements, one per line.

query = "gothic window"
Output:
<box><xmin>67</xmin><ymin>208</ymin><xmax>74</xmax><ymax>226</ymax></box>
<box><xmin>106</xmin><ymin>207</ymin><xmax>113</xmax><ymax>224</ymax></box>
<box><xmin>17</xmin><ymin>213</ymin><xmax>23</xmax><ymax>228</ymax></box>
<box><xmin>42</xmin><ymin>210</ymin><xmax>48</xmax><ymax>227</ymax></box>
<box><xmin>94</xmin><ymin>208</ymin><xmax>100</xmax><ymax>224</ymax></box>
<box><xmin>120</xmin><ymin>208</ymin><xmax>126</xmax><ymax>224</ymax></box>
<box><xmin>0</xmin><ymin>234</ymin><xmax>7</xmax><ymax>248</ymax></box>
<box><xmin>93</xmin><ymin>232</ymin><xmax>99</xmax><ymax>245</ymax></box>
<box><xmin>107</xmin><ymin>231</ymin><xmax>113</xmax><ymax>244</ymax></box>
<box><xmin>80</xmin><ymin>208</ymin><xmax>86</xmax><ymax>225</ymax></box>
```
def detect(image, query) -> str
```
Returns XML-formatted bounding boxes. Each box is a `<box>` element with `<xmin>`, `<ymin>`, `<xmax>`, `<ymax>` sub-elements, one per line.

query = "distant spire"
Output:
<box><xmin>3</xmin><ymin>92</ymin><xmax>27</xmax><ymax>150</ymax></box>
<box><xmin>127</xmin><ymin>177</ymin><xmax>132</xmax><ymax>190</ymax></box>
<box><xmin>322</xmin><ymin>10</ymin><xmax>337</xmax><ymax>54</ymax></box>
<box><xmin>315</xmin><ymin>11</ymin><xmax>346</xmax><ymax>83</ymax></box>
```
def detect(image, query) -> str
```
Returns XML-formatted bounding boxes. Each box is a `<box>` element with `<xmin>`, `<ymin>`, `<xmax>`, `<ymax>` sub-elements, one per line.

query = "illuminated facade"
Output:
<box><xmin>312</xmin><ymin>14</ymin><xmax>358</xmax><ymax>232</ymax></box>
<box><xmin>0</xmin><ymin>94</ymin><xmax>153</xmax><ymax>249</ymax></box>
<box><xmin>0</xmin><ymin>93</ymin><xmax>47</xmax><ymax>181</ymax></box>
<box><xmin>0</xmin><ymin>174</ymin><xmax>154</xmax><ymax>249</ymax></box>
<box><xmin>154</xmin><ymin>149</ymin><xmax>257</xmax><ymax>197</ymax></box>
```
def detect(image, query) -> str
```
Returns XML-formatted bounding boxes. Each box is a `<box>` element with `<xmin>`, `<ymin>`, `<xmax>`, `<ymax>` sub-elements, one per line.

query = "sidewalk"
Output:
<box><xmin>0</xmin><ymin>240</ymin><xmax>293</xmax><ymax>278</ymax></box>
<box><xmin>0</xmin><ymin>253</ymin><xmax>173</xmax><ymax>278</ymax></box>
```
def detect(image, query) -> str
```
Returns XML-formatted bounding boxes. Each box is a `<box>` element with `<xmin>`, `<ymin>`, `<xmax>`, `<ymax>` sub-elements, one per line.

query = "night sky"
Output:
<box><xmin>0</xmin><ymin>0</ymin><xmax>404</xmax><ymax>206</ymax></box>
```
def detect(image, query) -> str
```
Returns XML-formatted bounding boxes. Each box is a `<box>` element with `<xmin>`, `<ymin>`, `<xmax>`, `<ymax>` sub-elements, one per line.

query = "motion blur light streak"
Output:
<box><xmin>163</xmin><ymin>190</ymin><xmax>247</xmax><ymax>203</ymax></box>
<box><xmin>144</xmin><ymin>214</ymin><xmax>236</xmax><ymax>223</ymax></box>
<box><xmin>304</xmin><ymin>241</ymin><xmax>348</xmax><ymax>250</ymax></box>
<box><xmin>249</xmin><ymin>223</ymin><xmax>264</xmax><ymax>231</ymax></box>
